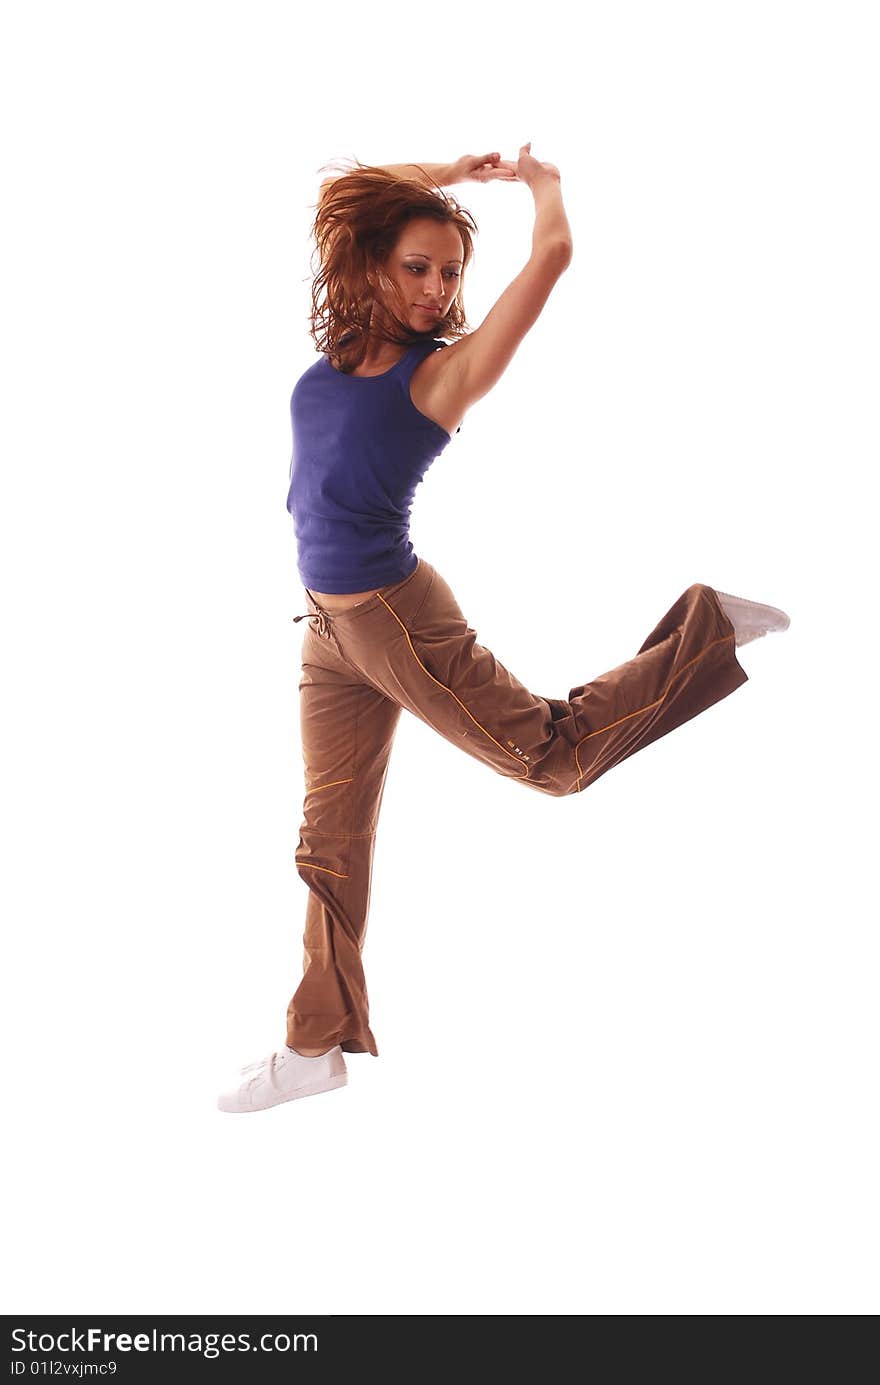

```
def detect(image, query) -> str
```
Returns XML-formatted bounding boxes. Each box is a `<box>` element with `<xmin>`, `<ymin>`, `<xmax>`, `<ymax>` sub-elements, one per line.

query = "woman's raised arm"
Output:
<box><xmin>317</xmin><ymin>152</ymin><xmax>518</xmax><ymax>202</ymax></box>
<box><xmin>433</xmin><ymin>145</ymin><xmax>573</xmax><ymax>416</ymax></box>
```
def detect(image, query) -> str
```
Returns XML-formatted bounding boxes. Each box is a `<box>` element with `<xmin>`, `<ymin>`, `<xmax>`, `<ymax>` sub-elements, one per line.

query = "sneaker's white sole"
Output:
<box><xmin>713</xmin><ymin>589</ymin><xmax>791</xmax><ymax>644</ymax></box>
<box><xmin>217</xmin><ymin>1071</ymin><xmax>348</xmax><ymax>1114</ymax></box>
<box><xmin>714</xmin><ymin>589</ymin><xmax>790</xmax><ymax>625</ymax></box>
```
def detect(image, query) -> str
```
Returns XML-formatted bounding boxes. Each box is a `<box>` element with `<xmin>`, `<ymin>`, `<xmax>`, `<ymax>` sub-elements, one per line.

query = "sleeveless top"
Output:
<box><xmin>286</xmin><ymin>337</ymin><xmax>461</xmax><ymax>593</ymax></box>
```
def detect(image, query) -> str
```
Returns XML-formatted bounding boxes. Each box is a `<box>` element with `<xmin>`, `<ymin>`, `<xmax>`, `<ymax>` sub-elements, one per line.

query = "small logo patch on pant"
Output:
<box><xmin>506</xmin><ymin>740</ymin><xmax>530</xmax><ymax>761</ymax></box>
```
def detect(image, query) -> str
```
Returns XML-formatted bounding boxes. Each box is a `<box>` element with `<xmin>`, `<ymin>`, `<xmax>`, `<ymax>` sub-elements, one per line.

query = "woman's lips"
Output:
<box><xmin>415</xmin><ymin>306</ymin><xmax>441</xmax><ymax>314</ymax></box>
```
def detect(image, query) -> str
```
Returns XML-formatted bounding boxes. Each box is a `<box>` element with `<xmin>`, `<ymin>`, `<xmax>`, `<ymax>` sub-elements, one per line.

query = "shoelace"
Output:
<box><xmin>238</xmin><ymin>1051</ymin><xmax>284</xmax><ymax>1091</ymax></box>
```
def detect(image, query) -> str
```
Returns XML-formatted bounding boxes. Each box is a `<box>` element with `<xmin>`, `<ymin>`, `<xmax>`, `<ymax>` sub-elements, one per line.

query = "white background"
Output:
<box><xmin>3</xmin><ymin>0</ymin><xmax>878</xmax><ymax>1316</ymax></box>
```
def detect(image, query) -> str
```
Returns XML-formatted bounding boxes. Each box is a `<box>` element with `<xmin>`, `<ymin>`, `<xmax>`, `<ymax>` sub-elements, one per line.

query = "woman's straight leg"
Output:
<box><xmin>286</xmin><ymin>620</ymin><xmax>403</xmax><ymax>1057</ymax></box>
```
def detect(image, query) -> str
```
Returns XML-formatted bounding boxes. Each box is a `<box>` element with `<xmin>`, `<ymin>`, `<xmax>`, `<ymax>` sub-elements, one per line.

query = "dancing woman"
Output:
<box><xmin>218</xmin><ymin>145</ymin><xmax>790</xmax><ymax>1114</ymax></box>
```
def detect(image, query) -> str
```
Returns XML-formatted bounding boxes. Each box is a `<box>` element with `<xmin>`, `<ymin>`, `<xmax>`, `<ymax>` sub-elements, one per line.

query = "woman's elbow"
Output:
<box><xmin>538</xmin><ymin>239</ymin><xmax>573</xmax><ymax>273</ymax></box>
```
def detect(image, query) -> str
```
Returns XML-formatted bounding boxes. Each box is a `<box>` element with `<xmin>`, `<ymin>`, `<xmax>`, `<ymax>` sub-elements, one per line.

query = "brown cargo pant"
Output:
<box><xmin>287</xmin><ymin>557</ymin><xmax>748</xmax><ymax>1058</ymax></box>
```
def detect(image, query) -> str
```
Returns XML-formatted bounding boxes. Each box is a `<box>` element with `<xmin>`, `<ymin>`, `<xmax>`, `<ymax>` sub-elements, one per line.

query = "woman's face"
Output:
<box><xmin>376</xmin><ymin>217</ymin><xmax>464</xmax><ymax>333</ymax></box>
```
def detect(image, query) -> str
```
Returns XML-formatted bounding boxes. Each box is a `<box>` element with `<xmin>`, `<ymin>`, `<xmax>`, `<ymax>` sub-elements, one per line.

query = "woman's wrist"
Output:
<box><xmin>528</xmin><ymin>170</ymin><xmax>563</xmax><ymax>196</ymax></box>
<box><xmin>530</xmin><ymin>177</ymin><xmax>572</xmax><ymax>251</ymax></box>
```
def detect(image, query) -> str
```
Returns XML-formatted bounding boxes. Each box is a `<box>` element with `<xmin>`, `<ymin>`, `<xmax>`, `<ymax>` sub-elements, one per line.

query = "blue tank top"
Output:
<box><xmin>286</xmin><ymin>337</ymin><xmax>460</xmax><ymax>593</ymax></box>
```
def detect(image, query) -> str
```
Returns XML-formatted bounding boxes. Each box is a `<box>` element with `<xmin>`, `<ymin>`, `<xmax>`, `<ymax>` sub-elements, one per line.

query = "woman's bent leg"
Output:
<box><xmin>324</xmin><ymin>562</ymin><xmax>748</xmax><ymax>798</ymax></box>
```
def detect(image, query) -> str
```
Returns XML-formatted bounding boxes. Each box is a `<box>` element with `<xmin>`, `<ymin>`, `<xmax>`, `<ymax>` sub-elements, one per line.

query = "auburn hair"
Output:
<box><xmin>308</xmin><ymin>160</ymin><xmax>478</xmax><ymax>374</ymax></box>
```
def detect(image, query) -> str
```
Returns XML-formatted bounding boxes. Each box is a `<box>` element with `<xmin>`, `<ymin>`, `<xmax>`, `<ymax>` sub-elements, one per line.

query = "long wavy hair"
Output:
<box><xmin>308</xmin><ymin>159</ymin><xmax>479</xmax><ymax>374</ymax></box>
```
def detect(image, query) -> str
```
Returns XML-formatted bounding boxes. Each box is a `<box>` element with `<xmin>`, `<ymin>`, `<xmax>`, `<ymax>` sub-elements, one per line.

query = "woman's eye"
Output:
<box><xmin>405</xmin><ymin>265</ymin><xmax>460</xmax><ymax>278</ymax></box>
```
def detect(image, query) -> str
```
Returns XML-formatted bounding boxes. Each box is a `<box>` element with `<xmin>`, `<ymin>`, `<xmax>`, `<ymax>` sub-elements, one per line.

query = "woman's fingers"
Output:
<box><xmin>465</xmin><ymin>152</ymin><xmax>500</xmax><ymax>171</ymax></box>
<box><xmin>473</xmin><ymin>158</ymin><xmax>519</xmax><ymax>181</ymax></box>
<box><xmin>456</xmin><ymin>152</ymin><xmax>521</xmax><ymax>183</ymax></box>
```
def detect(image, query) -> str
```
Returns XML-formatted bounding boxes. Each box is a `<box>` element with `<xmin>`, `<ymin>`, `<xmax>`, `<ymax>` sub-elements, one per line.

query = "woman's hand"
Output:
<box><xmin>515</xmin><ymin>142</ymin><xmax>561</xmax><ymax>188</ymax></box>
<box><xmin>449</xmin><ymin>152</ymin><xmax>519</xmax><ymax>184</ymax></box>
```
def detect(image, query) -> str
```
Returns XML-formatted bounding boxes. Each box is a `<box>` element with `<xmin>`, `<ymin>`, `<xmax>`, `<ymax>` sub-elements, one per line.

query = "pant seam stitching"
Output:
<box><xmin>294</xmin><ymin>860</ymin><xmax>350</xmax><ymax>879</ymax></box>
<box><xmin>306</xmin><ymin>829</ymin><xmax>376</xmax><ymax>839</ymax></box>
<box><xmin>406</xmin><ymin>566</ymin><xmax>437</xmax><ymax>626</ymax></box>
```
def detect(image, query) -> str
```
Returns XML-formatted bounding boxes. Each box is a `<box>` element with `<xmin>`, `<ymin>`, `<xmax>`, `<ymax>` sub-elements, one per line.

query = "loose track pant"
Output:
<box><xmin>287</xmin><ymin>557</ymin><xmax>748</xmax><ymax>1057</ymax></box>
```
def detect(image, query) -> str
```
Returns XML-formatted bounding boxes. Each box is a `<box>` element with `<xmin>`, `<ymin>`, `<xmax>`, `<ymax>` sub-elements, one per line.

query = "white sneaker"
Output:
<box><xmin>217</xmin><ymin>1044</ymin><xmax>348</xmax><ymax>1113</ymax></box>
<box><xmin>714</xmin><ymin>590</ymin><xmax>791</xmax><ymax>647</ymax></box>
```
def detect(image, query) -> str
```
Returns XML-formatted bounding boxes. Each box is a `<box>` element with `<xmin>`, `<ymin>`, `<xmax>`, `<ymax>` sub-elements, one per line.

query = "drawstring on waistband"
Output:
<box><xmin>292</xmin><ymin>608</ymin><xmax>331</xmax><ymax>638</ymax></box>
